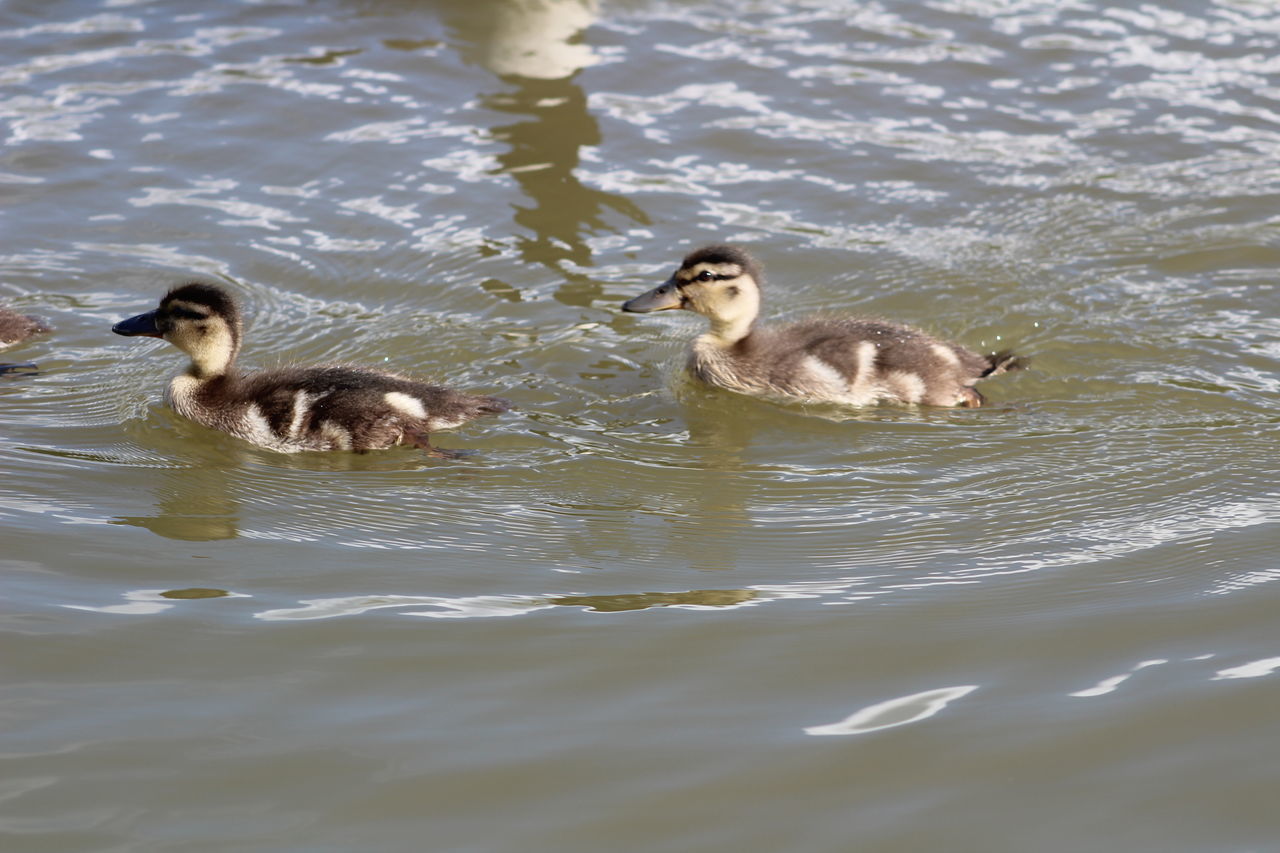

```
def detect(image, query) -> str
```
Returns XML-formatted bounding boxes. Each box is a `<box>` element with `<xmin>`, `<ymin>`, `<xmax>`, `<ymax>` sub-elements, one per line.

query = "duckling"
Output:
<box><xmin>622</xmin><ymin>244</ymin><xmax>1024</xmax><ymax>408</ymax></box>
<box><xmin>0</xmin><ymin>305</ymin><xmax>50</xmax><ymax>375</ymax></box>
<box><xmin>113</xmin><ymin>283</ymin><xmax>510</xmax><ymax>456</ymax></box>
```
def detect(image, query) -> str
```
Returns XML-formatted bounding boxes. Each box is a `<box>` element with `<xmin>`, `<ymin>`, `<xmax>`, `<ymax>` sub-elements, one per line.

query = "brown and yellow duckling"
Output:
<box><xmin>622</xmin><ymin>244</ymin><xmax>1024</xmax><ymax>408</ymax></box>
<box><xmin>113</xmin><ymin>283</ymin><xmax>509</xmax><ymax>456</ymax></box>
<box><xmin>0</xmin><ymin>305</ymin><xmax>50</xmax><ymax>375</ymax></box>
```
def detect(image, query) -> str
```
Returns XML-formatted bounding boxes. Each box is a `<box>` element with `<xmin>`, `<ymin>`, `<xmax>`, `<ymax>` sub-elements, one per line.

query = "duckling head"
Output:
<box><xmin>114</xmin><ymin>283</ymin><xmax>242</xmax><ymax>379</ymax></box>
<box><xmin>622</xmin><ymin>244</ymin><xmax>763</xmax><ymax>345</ymax></box>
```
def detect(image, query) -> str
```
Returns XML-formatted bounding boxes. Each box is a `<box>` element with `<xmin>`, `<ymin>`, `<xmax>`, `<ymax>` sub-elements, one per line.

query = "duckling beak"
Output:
<box><xmin>622</xmin><ymin>279</ymin><xmax>684</xmax><ymax>313</ymax></box>
<box><xmin>112</xmin><ymin>310</ymin><xmax>163</xmax><ymax>338</ymax></box>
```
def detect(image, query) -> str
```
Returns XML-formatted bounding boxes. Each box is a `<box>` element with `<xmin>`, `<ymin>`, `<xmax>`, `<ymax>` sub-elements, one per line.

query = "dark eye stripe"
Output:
<box><xmin>682</xmin><ymin>272</ymin><xmax>739</xmax><ymax>283</ymax></box>
<box><xmin>168</xmin><ymin>306</ymin><xmax>209</xmax><ymax>320</ymax></box>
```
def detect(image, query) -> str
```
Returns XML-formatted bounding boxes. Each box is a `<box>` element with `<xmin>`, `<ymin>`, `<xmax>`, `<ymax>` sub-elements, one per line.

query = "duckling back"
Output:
<box><xmin>172</xmin><ymin>365</ymin><xmax>511</xmax><ymax>454</ymax></box>
<box><xmin>690</xmin><ymin>317</ymin><xmax>1003</xmax><ymax>407</ymax></box>
<box><xmin>808</xmin><ymin>317</ymin><xmax>990</xmax><ymax>405</ymax></box>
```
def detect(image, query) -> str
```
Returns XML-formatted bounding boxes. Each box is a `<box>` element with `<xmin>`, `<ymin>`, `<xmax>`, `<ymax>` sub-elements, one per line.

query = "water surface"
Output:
<box><xmin>2</xmin><ymin>1</ymin><xmax>1279</xmax><ymax>850</ymax></box>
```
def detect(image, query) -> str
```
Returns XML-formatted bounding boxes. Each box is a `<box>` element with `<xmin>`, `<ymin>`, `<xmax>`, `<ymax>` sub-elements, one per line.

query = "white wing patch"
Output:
<box><xmin>886</xmin><ymin>371</ymin><xmax>927</xmax><ymax>404</ymax></box>
<box><xmin>931</xmin><ymin>343</ymin><xmax>961</xmax><ymax>366</ymax></box>
<box><xmin>319</xmin><ymin>420</ymin><xmax>353</xmax><ymax>451</ymax></box>
<box><xmin>850</xmin><ymin>340</ymin><xmax>878</xmax><ymax>393</ymax></box>
<box><xmin>803</xmin><ymin>346</ymin><xmax>887</xmax><ymax>407</ymax></box>
<box><xmin>241</xmin><ymin>403</ymin><xmax>276</xmax><ymax>445</ymax></box>
<box><xmin>801</xmin><ymin>356</ymin><xmax>848</xmax><ymax>393</ymax></box>
<box><xmin>384</xmin><ymin>391</ymin><xmax>427</xmax><ymax>421</ymax></box>
<box><xmin>287</xmin><ymin>391</ymin><xmax>314</xmax><ymax>439</ymax></box>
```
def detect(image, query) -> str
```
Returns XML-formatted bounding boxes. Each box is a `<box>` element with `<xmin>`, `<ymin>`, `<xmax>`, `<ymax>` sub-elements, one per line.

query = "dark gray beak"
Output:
<box><xmin>622</xmin><ymin>278</ymin><xmax>684</xmax><ymax>313</ymax></box>
<box><xmin>113</xmin><ymin>310</ymin><xmax>163</xmax><ymax>338</ymax></box>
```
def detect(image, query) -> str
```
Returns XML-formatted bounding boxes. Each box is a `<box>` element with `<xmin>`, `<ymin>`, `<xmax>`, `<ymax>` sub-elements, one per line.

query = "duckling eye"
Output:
<box><xmin>696</xmin><ymin>270</ymin><xmax>714</xmax><ymax>282</ymax></box>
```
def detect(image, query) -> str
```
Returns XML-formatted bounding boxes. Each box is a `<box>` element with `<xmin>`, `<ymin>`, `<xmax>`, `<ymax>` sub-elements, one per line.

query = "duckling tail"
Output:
<box><xmin>982</xmin><ymin>349</ymin><xmax>1029</xmax><ymax>377</ymax></box>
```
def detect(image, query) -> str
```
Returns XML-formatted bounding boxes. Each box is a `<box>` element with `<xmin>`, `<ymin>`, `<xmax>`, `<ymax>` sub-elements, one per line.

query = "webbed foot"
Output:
<box><xmin>404</xmin><ymin>429</ymin><xmax>475</xmax><ymax>459</ymax></box>
<box><xmin>428</xmin><ymin>447</ymin><xmax>476</xmax><ymax>459</ymax></box>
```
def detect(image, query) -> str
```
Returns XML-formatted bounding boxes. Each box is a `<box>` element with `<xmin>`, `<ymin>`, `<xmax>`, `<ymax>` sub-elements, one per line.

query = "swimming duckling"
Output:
<box><xmin>113</xmin><ymin>283</ymin><xmax>510</xmax><ymax>456</ymax></box>
<box><xmin>0</xmin><ymin>305</ymin><xmax>50</xmax><ymax>375</ymax></box>
<box><xmin>622</xmin><ymin>244</ymin><xmax>1024</xmax><ymax>408</ymax></box>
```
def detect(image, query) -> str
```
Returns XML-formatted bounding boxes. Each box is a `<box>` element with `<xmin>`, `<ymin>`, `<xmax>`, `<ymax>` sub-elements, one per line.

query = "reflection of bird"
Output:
<box><xmin>487</xmin><ymin>78</ymin><xmax>649</xmax><ymax>295</ymax></box>
<box><xmin>549</xmin><ymin>589</ymin><xmax>757</xmax><ymax>612</ymax></box>
<box><xmin>482</xmin><ymin>0</ymin><xmax>599</xmax><ymax>80</ymax></box>
<box><xmin>624</xmin><ymin>245</ymin><xmax>1025</xmax><ymax>408</ymax></box>
<box><xmin>113</xmin><ymin>283</ymin><xmax>509</xmax><ymax>456</ymax></box>
<box><xmin>448</xmin><ymin>0</ymin><xmax>647</xmax><ymax>300</ymax></box>
<box><xmin>0</xmin><ymin>305</ymin><xmax>49</xmax><ymax>375</ymax></box>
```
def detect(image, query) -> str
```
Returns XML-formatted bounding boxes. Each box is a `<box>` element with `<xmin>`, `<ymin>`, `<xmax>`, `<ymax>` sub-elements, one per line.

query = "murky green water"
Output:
<box><xmin>3</xmin><ymin>1</ymin><xmax>1279</xmax><ymax>850</ymax></box>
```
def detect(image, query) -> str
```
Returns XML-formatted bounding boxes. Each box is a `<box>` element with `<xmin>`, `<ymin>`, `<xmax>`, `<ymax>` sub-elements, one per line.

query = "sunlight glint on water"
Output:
<box><xmin>2</xmin><ymin>1</ymin><xmax>1279</xmax><ymax>851</ymax></box>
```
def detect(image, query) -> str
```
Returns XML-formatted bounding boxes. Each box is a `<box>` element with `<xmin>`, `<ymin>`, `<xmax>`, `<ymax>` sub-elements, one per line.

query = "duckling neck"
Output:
<box><xmin>185</xmin><ymin>360</ymin><xmax>235</xmax><ymax>382</ymax></box>
<box><xmin>181</xmin><ymin>331</ymin><xmax>240</xmax><ymax>382</ymax></box>
<box><xmin>704</xmin><ymin>311</ymin><xmax>756</xmax><ymax>347</ymax></box>
<box><xmin>700</xmin><ymin>282</ymin><xmax>761</xmax><ymax>347</ymax></box>
<box><xmin>168</xmin><ymin>350</ymin><xmax>238</xmax><ymax>425</ymax></box>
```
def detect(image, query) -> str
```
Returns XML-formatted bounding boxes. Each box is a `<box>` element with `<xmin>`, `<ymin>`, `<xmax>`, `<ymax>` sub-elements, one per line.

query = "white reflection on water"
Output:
<box><xmin>1068</xmin><ymin>659</ymin><xmax>1168</xmax><ymax>698</ymax></box>
<box><xmin>1213</xmin><ymin>656</ymin><xmax>1280</xmax><ymax>681</ymax></box>
<box><xmin>0</xmin><ymin>25</ymin><xmax>278</xmax><ymax>88</ymax></box>
<box><xmin>804</xmin><ymin>685</ymin><xmax>979</xmax><ymax>736</ymax></box>
<box><xmin>254</xmin><ymin>588</ymin><xmax>765</xmax><ymax>620</ymax></box>
<box><xmin>62</xmin><ymin>588</ymin><xmax>251</xmax><ymax>615</ymax></box>
<box><xmin>1210</xmin><ymin>566</ymin><xmax>1280</xmax><ymax>597</ymax></box>
<box><xmin>0</xmin><ymin>12</ymin><xmax>143</xmax><ymax>40</ymax></box>
<box><xmin>130</xmin><ymin>179</ymin><xmax>305</xmax><ymax>231</ymax></box>
<box><xmin>255</xmin><ymin>594</ymin><xmax>556</xmax><ymax>621</ymax></box>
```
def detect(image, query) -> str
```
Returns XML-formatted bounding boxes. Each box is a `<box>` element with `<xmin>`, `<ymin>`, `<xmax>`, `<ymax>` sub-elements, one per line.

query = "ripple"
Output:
<box><xmin>1</xmin><ymin>0</ymin><xmax>1277</xmax><ymax>616</ymax></box>
<box><xmin>0</xmin><ymin>25</ymin><xmax>279</xmax><ymax>87</ymax></box>
<box><xmin>2</xmin><ymin>5</ymin><xmax>1280</xmax><ymax>850</ymax></box>
<box><xmin>324</xmin><ymin>117</ymin><xmax>468</xmax><ymax>145</ymax></box>
<box><xmin>130</xmin><ymin>179</ymin><xmax>306</xmax><ymax>231</ymax></box>
<box><xmin>0</xmin><ymin>13</ymin><xmax>143</xmax><ymax>41</ymax></box>
<box><xmin>804</xmin><ymin>686</ymin><xmax>979</xmax><ymax>736</ymax></box>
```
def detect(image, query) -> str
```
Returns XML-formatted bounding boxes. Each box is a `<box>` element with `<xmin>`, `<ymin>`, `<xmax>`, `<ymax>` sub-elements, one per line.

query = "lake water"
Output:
<box><xmin>3</xmin><ymin>1</ymin><xmax>1279</xmax><ymax>850</ymax></box>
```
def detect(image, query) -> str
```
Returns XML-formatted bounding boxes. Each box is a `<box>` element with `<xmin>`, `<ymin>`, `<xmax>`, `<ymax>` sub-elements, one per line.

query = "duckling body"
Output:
<box><xmin>623</xmin><ymin>245</ymin><xmax>1023</xmax><ymax>408</ymax></box>
<box><xmin>114</xmin><ymin>283</ymin><xmax>509</xmax><ymax>455</ymax></box>
<box><xmin>0</xmin><ymin>305</ymin><xmax>50</xmax><ymax>375</ymax></box>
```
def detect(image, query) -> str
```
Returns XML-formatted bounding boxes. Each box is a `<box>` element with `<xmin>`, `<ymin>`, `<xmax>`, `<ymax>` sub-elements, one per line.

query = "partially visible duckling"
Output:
<box><xmin>113</xmin><ymin>283</ymin><xmax>510</xmax><ymax>456</ymax></box>
<box><xmin>0</xmin><ymin>305</ymin><xmax>50</xmax><ymax>375</ymax></box>
<box><xmin>622</xmin><ymin>244</ymin><xmax>1024</xmax><ymax>408</ymax></box>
